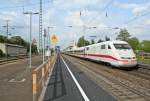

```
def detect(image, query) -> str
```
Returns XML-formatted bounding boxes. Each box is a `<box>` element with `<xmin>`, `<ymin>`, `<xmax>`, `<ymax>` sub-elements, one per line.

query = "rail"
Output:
<box><xmin>0</xmin><ymin>56</ymin><xmax>29</xmax><ymax>65</ymax></box>
<box><xmin>32</xmin><ymin>55</ymin><xmax>56</xmax><ymax>101</ymax></box>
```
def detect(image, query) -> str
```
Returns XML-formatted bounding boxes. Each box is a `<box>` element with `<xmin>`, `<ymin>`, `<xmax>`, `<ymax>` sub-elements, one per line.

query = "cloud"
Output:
<box><xmin>114</xmin><ymin>2</ymin><xmax>149</xmax><ymax>14</ymax></box>
<box><xmin>64</xmin><ymin>10</ymin><xmax>106</xmax><ymax>27</ymax></box>
<box><xmin>65</xmin><ymin>11</ymin><xmax>83</xmax><ymax>26</ymax></box>
<box><xmin>44</xmin><ymin>9</ymin><xmax>56</xmax><ymax>25</ymax></box>
<box><xmin>0</xmin><ymin>11</ymin><xmax>17</xmax><ymax>21</ymax></box>
<box><xmin>144</xmin><ymin>19</ymin><xmax>150</xmax><ymax>25</ymax></box>
<box><xmin>53</xmin><ymin>0</ymin><xmax>107</xmax><ymax>10</ymax></box>
<box><xmin>9</xmin><ymin>0</ymin><xmax>31</xmax><ymax>4</ymax></box>
<box><xmin>132</xmin><ymin>6</ymin><xmax>146</xmax><ymax>14</ymax></box>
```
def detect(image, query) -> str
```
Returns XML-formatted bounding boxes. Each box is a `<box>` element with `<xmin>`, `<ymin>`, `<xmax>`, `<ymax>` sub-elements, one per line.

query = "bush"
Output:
<box><xmin>0</xmin><ymin>49</ymin><xmax>5</xmax><ymax>57</ymax></box>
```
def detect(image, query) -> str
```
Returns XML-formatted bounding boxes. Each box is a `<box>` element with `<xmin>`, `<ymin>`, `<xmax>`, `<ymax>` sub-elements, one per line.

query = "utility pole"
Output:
<box><xmin>80</xmin><ymin>11</ymin><xmax>86</xmax><ymax>47</ymax></box>
<box><xmin>47</xmin><ymin>27</ymin><xmax>50</xmax><ymax>52</ymax></box>
<box><xmin>23</xmin><ymin>12</ymin><xmax>39</xmax><ymax>69</ymax></box>
<box><xmin>3</xmin><ymin>20</ymin><xmax>17</xmax><ymax>61</ymax></box>
<box><xmin>83</xmin><ymin>25</ymin><xmax>86</xmax><ymax>46</ymax></box>
<box><xmin>39</xmin><ymin>0</ymin><xmax>43</xmax><ymax>54</ymax></box>
<box><xmin>43</xmin><ymin>28</ymin><xmax>47</xmax><ymax>63</ymax></box>
<box><xmin>5</xmin><ymin>20</ymin><xmax>9</xmax><ymax>62</ymax></box>
<box><xmin>47</xmin><ymin>27</ymin><xmax>53</xmax><ymax>52</ymax></box>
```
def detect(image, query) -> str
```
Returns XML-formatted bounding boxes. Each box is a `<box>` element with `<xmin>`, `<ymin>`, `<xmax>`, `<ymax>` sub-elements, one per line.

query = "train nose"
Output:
<box><xmin>118</xmin><ymin>59</ymin><xmax>137</xmax><ymax>67</ymax></box>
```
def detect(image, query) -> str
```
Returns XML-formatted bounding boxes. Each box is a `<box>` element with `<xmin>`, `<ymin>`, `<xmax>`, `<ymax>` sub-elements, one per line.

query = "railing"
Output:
<box><xmin>32</xmin><ymin>55</ymin><xmax>56</xmax><ymax>101</ymax></box>
<box><xmin>136</xmin><ymin>52</ymin><xmax>150</xmax><ymax>64</ymax></box>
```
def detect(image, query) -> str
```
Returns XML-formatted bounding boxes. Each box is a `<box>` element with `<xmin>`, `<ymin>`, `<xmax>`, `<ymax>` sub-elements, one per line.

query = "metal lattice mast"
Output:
<box><xmin>39</xmin><ymin>0</ymin><xmax>42</xmax><ymax>53</ymax></box>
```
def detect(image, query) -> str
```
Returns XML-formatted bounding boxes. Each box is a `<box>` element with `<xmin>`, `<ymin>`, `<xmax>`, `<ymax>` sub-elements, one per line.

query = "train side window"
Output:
<box><xmin>108</xmin><ymin>45</ymin><xmax>111</xmax><ymax>49</ymax></box>
<box><xmin>101</xmin><ymin>45</ymin><xmax>105</xmax><ymax>49</ymax></box>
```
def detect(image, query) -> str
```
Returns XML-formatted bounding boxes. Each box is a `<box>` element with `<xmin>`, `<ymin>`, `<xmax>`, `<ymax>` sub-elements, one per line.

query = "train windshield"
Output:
<box><xmin>114</xmin><ymin>44</ymin><xmax>131</xmax><ymax>49</ymax></box>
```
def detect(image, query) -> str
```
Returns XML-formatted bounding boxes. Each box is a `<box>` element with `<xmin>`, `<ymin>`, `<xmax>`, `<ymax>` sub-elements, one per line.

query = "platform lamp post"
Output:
<box><xmin>2</xmin><ymin>20</ymin><xmax>10</xmax><ymax>62</ymax></box>
<box><xmin>43</xmin><ymin>28</ymin><xmax>47</xmax><ymax>63</ymax></box>
<box><xmin>3</xmin><ymin>21</ymin><xmax>15</xmax><ymax>62</ymax></box>
<box><xmin>47</xmin><ymin>26</ymin><xmax>54</xmax><ymax>56</ymax></box>
<box><xmin>23</xmin><ymin>12</ymin><xmax>39</xmax><ymax>68</ymax></box>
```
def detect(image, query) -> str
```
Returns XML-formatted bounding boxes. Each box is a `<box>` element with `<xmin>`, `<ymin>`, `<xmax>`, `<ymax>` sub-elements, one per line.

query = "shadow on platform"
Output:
<box><xmin>44</xmin><ymin>57</ymin><xmax>66</xmax><ymax>101</ymax></box>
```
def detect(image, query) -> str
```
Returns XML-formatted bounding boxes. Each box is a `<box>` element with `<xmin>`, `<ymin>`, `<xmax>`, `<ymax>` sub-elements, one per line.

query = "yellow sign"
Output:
<box><xmin>51</xmin><ymin>35</ymin><xmax>57</xmax><ymax>44</ymax></box>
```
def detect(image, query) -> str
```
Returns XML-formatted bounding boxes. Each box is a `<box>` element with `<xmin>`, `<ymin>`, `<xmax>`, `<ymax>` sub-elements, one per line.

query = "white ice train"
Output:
<box><xmin>66</xmin><ymin>40</ymin><xmax>137</xmax><ymax>68</ymax></box>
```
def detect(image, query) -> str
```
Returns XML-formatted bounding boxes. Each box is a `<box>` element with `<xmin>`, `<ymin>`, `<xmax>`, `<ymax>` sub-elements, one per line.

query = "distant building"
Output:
<box><xmin>0</xmin><ymin>43</ymin><xmax>27</xmax><ymax>56</ymax></box>
<box><xmin>63</xmin><ymin>40</ymin><xmax>78</xmax><ymax>52</ymax></box>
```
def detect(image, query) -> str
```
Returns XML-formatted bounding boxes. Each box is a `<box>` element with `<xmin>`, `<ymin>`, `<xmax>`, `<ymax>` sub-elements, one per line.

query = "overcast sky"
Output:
<box><xmin>0</xmin><ymin>0</ymin><xmax>150</xmax><ymax>49</ymax></box>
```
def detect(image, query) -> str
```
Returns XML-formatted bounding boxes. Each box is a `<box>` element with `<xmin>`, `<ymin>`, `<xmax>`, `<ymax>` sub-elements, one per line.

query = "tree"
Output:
<box><xmin>31</xmin><ymin>43</ymin><xmax>38</xmax><ymax>54</ymax></box>
<box><xmin>140</xmin><ymin>40</ymin><xmax>150</xmax><ymax>52</ymax></box>
<box><xmin>9</xmin><ymin>36</ymin><xmax>27</xmax><ymax>47</ymax></box>
<box><xmin>116</xmin><ymin>28</ymin><xmax>131</xmax><ymax>41</ymax></box>
<box><xmin>0</xmin><ymin>35</ymin><xmax>7</xmax><ymax>43</ymax></box>
<box><xmin>128</xmin><ymin>37</ymin><xmax>140</xmax><ymax>50</ymax></box>
<box><xmin>51</xmin><ymin>48</ymin><xmax>54</xmax><ymax>55</ymax></box>
<box><xmin>91</xmin><ymin>39</ymin><xmax>95</xmax><ymax>44</ymax></box>
<box><xmin>77</xmin><ymin>36</ymin><xmax>90</xmax><ymax>47</ymax></box>
<box><xmin>97</xmin><ymin>39</ymin><xmax>103</xmax><ymax>43</ymax></box>
<box><xmin>105</xmin><ymin>36</ymin><xmax>110</xmax><ymax>41</ymax></box>
<box><xmin>0</xmin><ymin>49</ymin><xmax>5</xmax><ymax>57</ymax></box>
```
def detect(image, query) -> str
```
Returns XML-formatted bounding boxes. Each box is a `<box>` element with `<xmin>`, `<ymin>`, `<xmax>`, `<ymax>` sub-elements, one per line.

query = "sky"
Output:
<box><xmin>0</xmin><ymin>0</ymin><xmax>150</xmax><ymax>49</ymax></box>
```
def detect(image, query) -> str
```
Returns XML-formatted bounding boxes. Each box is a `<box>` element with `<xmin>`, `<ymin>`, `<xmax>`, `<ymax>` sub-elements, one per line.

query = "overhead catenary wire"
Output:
<box><xmin>117</xmin><ymin>2</ymin><xmax>150</xmax><ymax>29</ymax></box>
<box><xmin>120</xmin><ymin>10</ymin><xmax>150</xmax><ymax>27</ymax></box>
<box><xmin>86</xmin><ymin>0</ymin><xmax>114</xmax><ymax>26</ymax></box>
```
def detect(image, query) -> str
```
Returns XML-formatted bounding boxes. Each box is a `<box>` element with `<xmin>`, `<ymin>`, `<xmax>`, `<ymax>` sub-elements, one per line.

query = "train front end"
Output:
<box><xmin>113</xmin><ymin>42</ymin><xmax>137</xmax><ymax>68</ymax></box>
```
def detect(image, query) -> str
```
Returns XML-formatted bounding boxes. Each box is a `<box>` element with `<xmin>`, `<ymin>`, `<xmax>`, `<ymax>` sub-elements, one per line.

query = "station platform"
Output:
<box><xmin>43</xmin><ymin>54</ymin><xmax>116</xmax><ymax>101</ymax></box>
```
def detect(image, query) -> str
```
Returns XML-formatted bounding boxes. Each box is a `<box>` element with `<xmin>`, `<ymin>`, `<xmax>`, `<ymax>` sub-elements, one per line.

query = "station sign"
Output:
<box><xmin>51</xmin><ymin>35</ymin><xmax>57</xmax><ymax>44</ymax></box>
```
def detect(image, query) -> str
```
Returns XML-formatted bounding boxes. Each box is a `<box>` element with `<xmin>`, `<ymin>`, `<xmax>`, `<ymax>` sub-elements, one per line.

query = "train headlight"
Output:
<box><xmin>121</xmin><ymin>57</ymin><xmax>132</xmax><ymax>59</ymax></box>
<box><xmin>121</xmin><ymin>57</ymin><xmax>125</xmax><ymax>59</ymax></box>
<box><xmin>133</xmin><ymin>57</ymin><xmax>136</xmax><ymax>59</ymax></box>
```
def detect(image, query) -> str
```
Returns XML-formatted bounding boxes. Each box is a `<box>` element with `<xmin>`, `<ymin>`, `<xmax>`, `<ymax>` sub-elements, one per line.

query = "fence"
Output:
<box><xmin>136</xmin><ymin>52</ymin><xmax>150</xmax><ymax>64</ymax></box>
<box><xmin>32</xmin><ymin>55</ymin><xmax>56</xmax><ymax>101</ymax></box>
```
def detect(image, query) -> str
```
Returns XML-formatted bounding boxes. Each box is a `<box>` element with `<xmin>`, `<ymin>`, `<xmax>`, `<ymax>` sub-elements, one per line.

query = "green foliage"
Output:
<box><xmin>9</xmin><ymin>36</ymin><xmax>27</xmax><ymax>47</ymax></box>
<box><xmin>97</xmin><ymin>39</ymin><xmax>103</xmax><ymax>43</ymax></box>
<box><xmin>0</xmin><ymin>49</ymin><xmax>5</xmax><ymax>57</ymax></box>
<box><xmin>105</xmin><ymin>36</ymin><xmax>110</xmax><ymax>41</ymax></box>
<box><xmin>140</xmin><ymin>40</ymin><xmax>150</xmax><ymax>52</ymax></box>
<box><xmin>116</xmin><ymin>28</ymin><xmax>131</xmax><ymax>41</ymax></box>
<box><xmin>51</xmin><ymin>48</ymin><xmax>54</xmax><ymax>55</ymax></box>
<box><xmin>77</xmin><ymin>36</ymin><xmax>90</xmax><ymax>47</ymax></box>
<box><xmin>91</xmin><ymin>39</ymin><xmax>95</xmax><ymax>44</ymax></box>
<box><xmin>32</xmin><ymin>44</ymin><xmax>38</xmax><ymax>54</ymax></box>
<box><xmin>0</xmin><ymin>35</ymin><xmax>7</xmax><ymax>43</ymax></box>
<box><xmin>0</xmin><ymin>35</ymin><xmax>38</xmax><ymax>54</ymax></box>
<box><xmin>128</xmin><ymin>37</ymin><xmax>140</xmax><ymax>50</ymax></box>
<box><xmin>26</xmin><ymin>42</ymin><xmax>38</xmax><ymax>54</ymax></box>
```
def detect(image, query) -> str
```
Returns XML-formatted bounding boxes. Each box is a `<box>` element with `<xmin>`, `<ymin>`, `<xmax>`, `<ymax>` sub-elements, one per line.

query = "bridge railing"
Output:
<box><xmin>32</xmin><ymin>55</ymin><xmax>56</xmax><ymax>101</ymax></box>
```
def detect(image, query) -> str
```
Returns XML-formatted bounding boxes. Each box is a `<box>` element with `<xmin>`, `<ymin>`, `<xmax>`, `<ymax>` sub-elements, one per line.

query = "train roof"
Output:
<box><xmin>79</xmin><ymin>40</ymin><xmax>128</xmax><ymax>48</ymax></box>
<box><xmin>67</xmin><ymin>40</ymin><xmax>128</xmax><ymax>51</ymax></box>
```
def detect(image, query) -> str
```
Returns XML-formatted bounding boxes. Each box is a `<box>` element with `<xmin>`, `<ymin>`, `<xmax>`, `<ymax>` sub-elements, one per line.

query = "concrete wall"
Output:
<box><xmin>0</xmin><ymin>43</ymin><xmax>6</xmax><ymax>54</ymax></box>
<box><xmin>0</xmin><ymin>43</ymin><xmax>27</xmax><ymax>56</ymax></box>
<box><xmin>7</xmin><ymin>45</ymin><xmax>19</xmax><ymax>56</ymax></box>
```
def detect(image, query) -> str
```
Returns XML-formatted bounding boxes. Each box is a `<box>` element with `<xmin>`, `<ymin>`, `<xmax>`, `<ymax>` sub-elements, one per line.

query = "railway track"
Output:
<box><xmin>138</xmin><ymin>64</ymin><xmax>150</xmax><ymax>70</ymax></box>
<box><xmin>0</xmin><ymin>56</ymin><xmax>32</xmax><ymax>65</ymax></box>
<box><xmin>128</xmin><ymin>68</ymin><xmax>150</xmax><ymax>80</ymax></box>
<box><xmin>63</xmin><ymin>55</ymin><xmax>150</xmax><ymax>101</ymax></box>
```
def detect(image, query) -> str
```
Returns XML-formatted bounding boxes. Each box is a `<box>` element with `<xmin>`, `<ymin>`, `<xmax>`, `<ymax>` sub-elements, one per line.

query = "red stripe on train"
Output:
<box><xmin>78</xmin><ymin>54</ymin><xmax>129</xmax><ymax>62</ymax></box>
